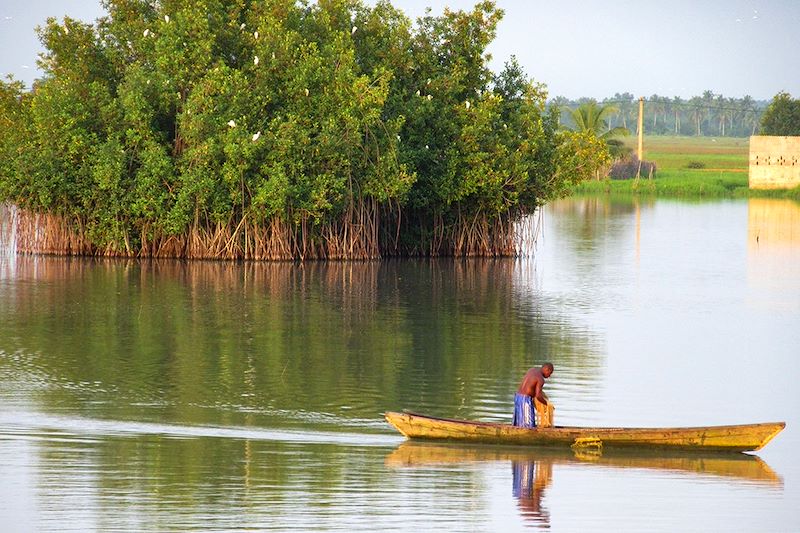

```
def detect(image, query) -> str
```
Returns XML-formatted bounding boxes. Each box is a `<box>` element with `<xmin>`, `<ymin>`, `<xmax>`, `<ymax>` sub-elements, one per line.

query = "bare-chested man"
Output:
<box><xmin>512</xmin><ymin>363</ymin><xmax>553</xmax><ymax>428</ymax></box>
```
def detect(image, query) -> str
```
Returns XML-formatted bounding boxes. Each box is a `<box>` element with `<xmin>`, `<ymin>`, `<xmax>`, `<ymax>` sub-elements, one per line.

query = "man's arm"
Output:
<box><xmin>533</xmin><ymin>380</ymin><xmax>547</xmax><ymax>405</ymax></box>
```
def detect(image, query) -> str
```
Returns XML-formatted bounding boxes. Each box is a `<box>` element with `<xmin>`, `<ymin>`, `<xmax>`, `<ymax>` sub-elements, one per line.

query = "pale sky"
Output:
<box><xmin>1</xmin><ymin>0</ymin><xmax>799</xmax><ymax>100</ymax></box>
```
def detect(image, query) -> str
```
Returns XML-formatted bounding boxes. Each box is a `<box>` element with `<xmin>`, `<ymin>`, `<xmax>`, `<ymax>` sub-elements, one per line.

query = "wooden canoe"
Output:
<box><xmin>385</xmin><ymin>411</ymin><xmax>785</xmax><ymax>452</ymax></box>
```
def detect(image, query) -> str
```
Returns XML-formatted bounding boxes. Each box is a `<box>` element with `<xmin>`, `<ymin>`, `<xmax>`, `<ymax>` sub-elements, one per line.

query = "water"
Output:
<box><xmin>1</xmin><ymin>197</ymin><xmax>799</xmax><ymax>531</ymax></box>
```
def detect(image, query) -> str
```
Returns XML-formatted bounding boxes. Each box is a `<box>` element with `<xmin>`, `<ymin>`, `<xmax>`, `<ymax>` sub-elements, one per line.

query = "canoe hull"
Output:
<box><xmin>385</xmin><ymin>411</ymin><xmax>785</xmax><ymax>452</ymax></box>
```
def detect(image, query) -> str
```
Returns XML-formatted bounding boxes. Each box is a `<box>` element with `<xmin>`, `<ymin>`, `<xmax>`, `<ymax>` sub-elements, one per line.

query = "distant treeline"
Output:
<box><xmin>554</xmin><ymin>91</ymin><xmax>767</xmax><ymax>138</ymax></box>
<box><xmin>0</xmin><ymin>0</ymin><xmax>607</xmax><ymax>261</ymax></box>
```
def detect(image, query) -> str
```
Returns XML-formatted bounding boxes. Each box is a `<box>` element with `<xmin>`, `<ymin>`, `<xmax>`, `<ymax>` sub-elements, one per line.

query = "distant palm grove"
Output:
<box><xmin>555</xmin><ymin>91</ymin><xmax>767</xmax><ymax>138</ymax></box>
<box><xmin>0</xmin><ymin>0</ymin><xmax>607</xmax><ymax>261</ymax></box>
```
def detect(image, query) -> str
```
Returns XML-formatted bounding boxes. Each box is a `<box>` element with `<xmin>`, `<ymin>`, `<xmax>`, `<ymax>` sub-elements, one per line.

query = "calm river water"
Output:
<box><xmin>1</xmin><ymin>197</ymin><xmax>799</xmax><ymax>532</ymax></box>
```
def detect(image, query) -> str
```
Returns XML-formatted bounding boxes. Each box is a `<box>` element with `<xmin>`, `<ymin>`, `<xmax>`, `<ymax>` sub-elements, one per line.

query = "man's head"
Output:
<box><xmin>542</xmin><ymin>362</ymin><xmax>554</xmax><ymax>378</ymax></box>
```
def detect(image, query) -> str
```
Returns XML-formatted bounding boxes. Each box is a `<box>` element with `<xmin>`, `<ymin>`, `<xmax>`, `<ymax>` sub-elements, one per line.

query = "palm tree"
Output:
<box><xmin>701</xmin><ymin>90</ymin><xmax>716</xmax><ymax>135</ymax></box>
<box><xmin>564</xmin><ymin>101</ymin><xmax>630</xmax><ymax>157</ymax></box>
<box><xmin>740</xmin><ymin>95</ymin><xmax>758</xmax><ymax>135</ymax></box>
<box><xmin>714</xmin><ymin>95</ymin><xmax>726</xmax><ymax>136</ymax></box>
<box><xmin>549</xmin><ymin>95</ymin><xmax>570</xmax><ymax>126</ymax></box>
<box><xmin>602</xmin><ymin>96</ymin><xmax>620</xmax><ymax>128</ymax></box>
<box><xmin>649</xmin><ymin>94</ymin><xmax>666</xmax><ymax>132</ymax></box>
<box><xmin>725</xmin><ymin>97</ymin><xmax>738</xmax><ymax>136</ymax></box>
<box><xmin>689</xmin><ymin>96</ymin><xmax>705</xmax><ymax>136</ymax></box>
<box><xmin>613</xmin><ymin>92</ymin><xmax>635</xmax><ymax>130</ymax></box>
<box><xmin>672</xmin><ymin>96</ymin><xmax>683</xmax><ymax>134</ymax></box>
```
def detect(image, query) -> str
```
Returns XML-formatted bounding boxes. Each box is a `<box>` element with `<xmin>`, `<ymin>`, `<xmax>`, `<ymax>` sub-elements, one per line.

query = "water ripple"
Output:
<box><xmin>0</xmin><ymin>410</ymin><xmax>401</xmax><ymax>448</ymax></box>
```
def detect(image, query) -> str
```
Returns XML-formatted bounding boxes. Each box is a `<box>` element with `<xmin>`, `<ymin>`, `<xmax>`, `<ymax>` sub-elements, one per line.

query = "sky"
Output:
<box><xmin>1</xmin><ymin>0</ymin><xmax>799</xmax><ymax>101</ymax></box>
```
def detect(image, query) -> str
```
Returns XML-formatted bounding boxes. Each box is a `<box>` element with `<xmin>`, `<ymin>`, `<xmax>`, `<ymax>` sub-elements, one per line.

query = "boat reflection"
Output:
<box><xmin>387</xmin><ymin>441</ymin><xmax>782</xmax><ymax>527</ymax></box>
<box><xmin>386</xmin><ymin>441</ymin><xmax>782</xmax><ymax>484</ymax></box>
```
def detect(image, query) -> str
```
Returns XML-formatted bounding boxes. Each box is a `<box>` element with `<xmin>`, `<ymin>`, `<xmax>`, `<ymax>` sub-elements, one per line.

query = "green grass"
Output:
<box><xmin>651</xmin><ymin>152</ymin><xmax>748</xmax><ymax>170</ymax></box>
<box><xmin>638</xmin><ymin>136</ymin><xmax>749</xmax><ymax>171</ymax></box>
<box><xmin>574</xmin><ymin>135</ymin><xmax>800</xmax><ymax>200</ymax></box>
<box><xmin>574</xmin><ymin>171</ymin><xmax>800</xmax><ymax>200</ymax></box>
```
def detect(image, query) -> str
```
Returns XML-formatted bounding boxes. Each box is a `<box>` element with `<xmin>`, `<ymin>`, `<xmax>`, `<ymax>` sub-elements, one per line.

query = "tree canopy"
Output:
<box><xmin>0</xmin><ymin>0</ymin><xmax>608</xmax><ymax>259</ymax></box>
<box><xmin>760</xmin><ymin>92</ymin><xmax>800</xmax><ymax>136</ymax></box>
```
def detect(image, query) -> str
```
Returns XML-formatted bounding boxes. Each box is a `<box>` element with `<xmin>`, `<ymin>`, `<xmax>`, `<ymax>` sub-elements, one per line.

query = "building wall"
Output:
<box><xmin>749</xmin><ymin>135</ymin><xmax>800</xmax><ymax>189</ymax></box>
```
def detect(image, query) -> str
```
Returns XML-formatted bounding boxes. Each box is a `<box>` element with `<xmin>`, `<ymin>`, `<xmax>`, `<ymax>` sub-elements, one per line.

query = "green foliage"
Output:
<box><xmin>760</xmin><ymin>92</ymin><xmax>800</xmax><ymax>136</ymax></box>
<box><xmin>562</xmin><ymin>101</ymin><xmax>627</xmax><ymax>158</ymax></box>
<box><xmin>0</xmin><ymin>78</ymin><xmax>29</xmax><ymax>202</ymax></box>
<box><xmin>0</xmin><ymin>0</ymin><xmax>606</xmax><ymax>257</ymax></box>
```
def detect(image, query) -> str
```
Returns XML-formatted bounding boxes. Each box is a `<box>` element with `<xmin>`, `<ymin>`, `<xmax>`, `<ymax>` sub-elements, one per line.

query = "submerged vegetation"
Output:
<box><xmin>0</xmin><ymin>0</ymin><xmax>607</xmax><ymax>260</ymax></box>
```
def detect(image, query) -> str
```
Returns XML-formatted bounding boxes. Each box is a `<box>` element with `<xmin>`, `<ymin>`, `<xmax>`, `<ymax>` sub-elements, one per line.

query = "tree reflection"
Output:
<box><xmin>0</xmin><ymin>255</ymin><xmax>599</xmax><ymax>428</ymax></box>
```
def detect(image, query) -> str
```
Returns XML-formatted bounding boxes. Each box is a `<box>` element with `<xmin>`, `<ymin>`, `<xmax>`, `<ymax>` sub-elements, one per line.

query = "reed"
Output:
<box><xmin>5</xmin><ymin>201</ymin><xmax>541</xmax><ymax>260</ymax></box>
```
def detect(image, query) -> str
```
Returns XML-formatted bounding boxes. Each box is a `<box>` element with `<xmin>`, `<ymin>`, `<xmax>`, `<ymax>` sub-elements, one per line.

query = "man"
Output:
<box><xmin>513</xmin><ymin>363</ymin><xmax>554</xmax><ymax>428</ymax></box>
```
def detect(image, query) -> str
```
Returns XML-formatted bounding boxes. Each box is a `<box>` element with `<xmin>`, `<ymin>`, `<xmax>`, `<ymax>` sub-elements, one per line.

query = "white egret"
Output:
<box><xmin>227</xmin><ymin>120</ymin><xmax>236</xmax><ymax>128</ymax></box>
<box><xmin>252</xmin><ymin>131</ymin><xmax>261</xmax><ymax>141</ymax></box>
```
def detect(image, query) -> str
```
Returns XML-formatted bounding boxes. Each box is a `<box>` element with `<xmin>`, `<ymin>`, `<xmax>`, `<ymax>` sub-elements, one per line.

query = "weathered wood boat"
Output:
<box><xmin>385</xmin><ymin>411</ymin><xmax>785</xmax><ymax>452</ymax></box>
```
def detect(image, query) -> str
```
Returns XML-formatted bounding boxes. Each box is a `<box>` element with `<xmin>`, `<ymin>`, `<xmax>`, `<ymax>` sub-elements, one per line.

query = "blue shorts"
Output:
<box><xmin>513</xmin><ymin>393</ymin><xmax>535</xmax><ymax>428</ymax></box>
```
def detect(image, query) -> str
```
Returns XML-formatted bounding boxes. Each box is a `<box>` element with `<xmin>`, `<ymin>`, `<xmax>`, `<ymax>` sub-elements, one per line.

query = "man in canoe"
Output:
<box><xmin>513</xmin><ymin>363</ymin><xmax>553</xmax><ymax>428</ymax></box>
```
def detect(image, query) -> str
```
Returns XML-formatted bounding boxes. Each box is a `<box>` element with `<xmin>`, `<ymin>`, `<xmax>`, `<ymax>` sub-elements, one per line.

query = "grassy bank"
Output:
<box><xmin>575</xmin><ymin>170</ymin><xmax>800</xmax><ymax>199</ymax></box>
<box><xmin>640</xmin><ymin>135</ymin><xmax>750</xmax><ymax>170</ymax></box>
<box><xmin>572</xmin><ymin>136</ymin><xmax>800</xmax><ymax>200</ymax></box>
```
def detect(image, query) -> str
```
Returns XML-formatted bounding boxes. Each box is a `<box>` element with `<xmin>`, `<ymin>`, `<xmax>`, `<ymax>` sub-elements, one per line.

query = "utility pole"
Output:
<box><xmin>637</xmin><ymin>96</ymin><xmax>644</xmax><ymax>161</ymax></box>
